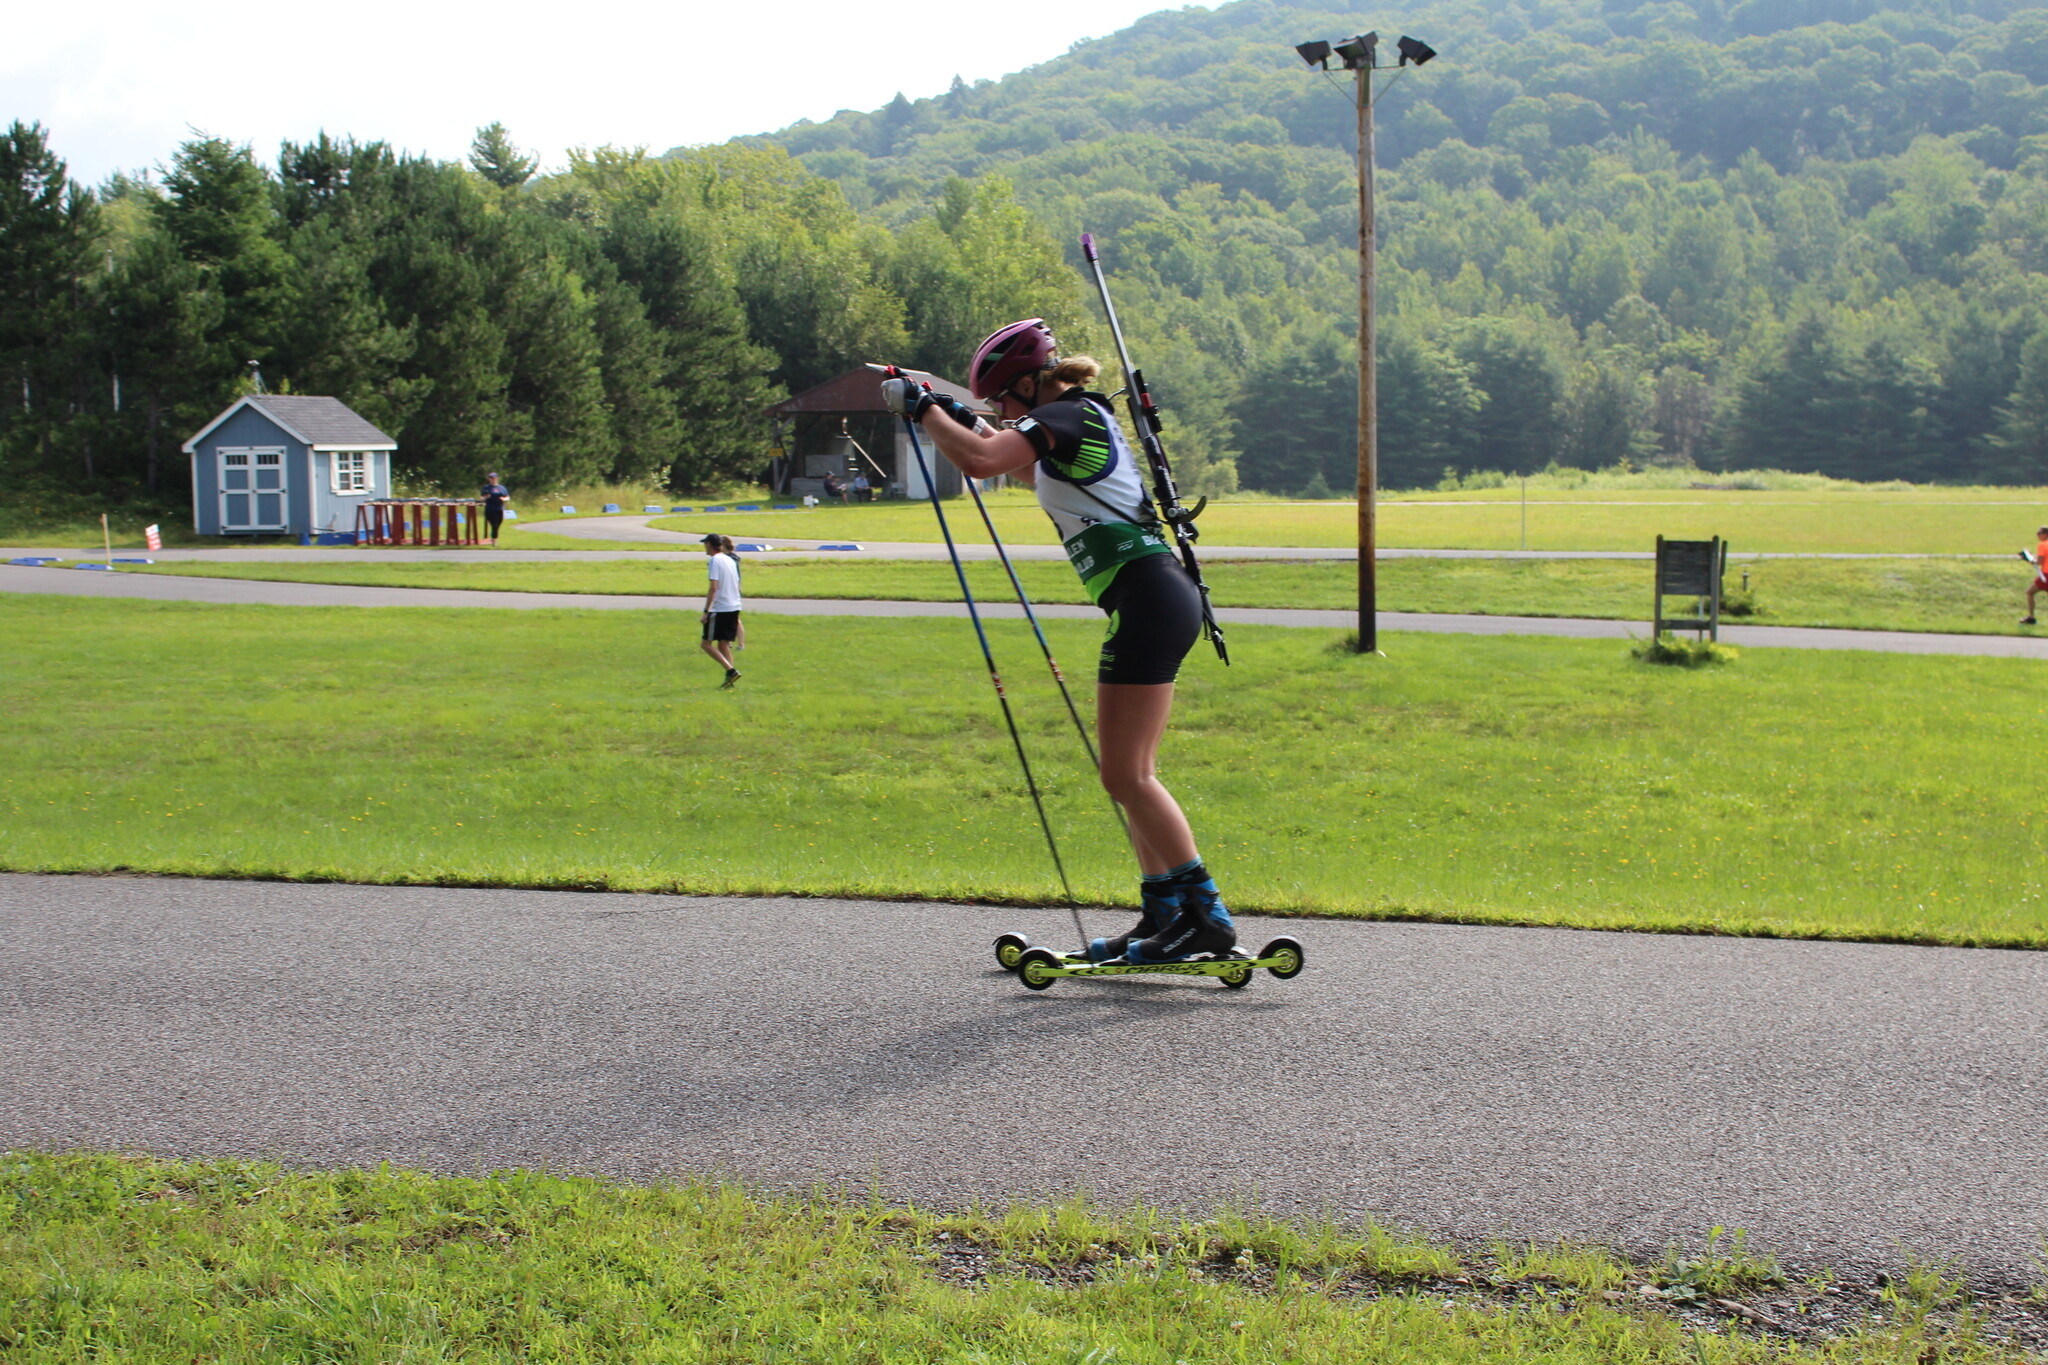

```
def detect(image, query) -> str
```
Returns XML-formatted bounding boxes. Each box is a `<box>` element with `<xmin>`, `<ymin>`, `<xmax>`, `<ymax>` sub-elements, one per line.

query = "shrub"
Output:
<box><xmin>1630</xmin><ymin>634</ymin><xmax>1738</xmax><ymax>667</ymax></box>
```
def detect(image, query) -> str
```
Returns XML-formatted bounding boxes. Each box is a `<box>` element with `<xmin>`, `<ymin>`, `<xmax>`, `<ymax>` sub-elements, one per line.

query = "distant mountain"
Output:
<box><xmin>730</xmin><ymin>0</ymin><xmax>2048</xmax><ymax>490</ymax></box>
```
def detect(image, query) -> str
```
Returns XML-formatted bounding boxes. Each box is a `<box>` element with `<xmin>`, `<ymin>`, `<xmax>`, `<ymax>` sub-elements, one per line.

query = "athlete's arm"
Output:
<box><xmin>919</xmin><ymin>409</ymin><xmax>1038</xmax><ymax>480</ymax></box>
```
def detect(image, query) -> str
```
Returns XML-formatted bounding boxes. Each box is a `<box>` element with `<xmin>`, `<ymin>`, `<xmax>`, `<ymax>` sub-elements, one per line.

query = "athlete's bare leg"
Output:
<box><xmin>1096</xmin><ymin>681</ymin><xmax>1198</xmax><ymax>875</ymax></box>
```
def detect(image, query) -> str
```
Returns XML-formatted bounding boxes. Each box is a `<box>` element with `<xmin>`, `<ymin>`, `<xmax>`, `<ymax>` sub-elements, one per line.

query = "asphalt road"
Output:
<box><xmin>9</xmin><ymin>563</ymin><xmax>2048</xmax><ymax>658</ymax></box>
<box><xmin>4</xmin><ymin>873</ymin><xmax>2044</xmax><ymax>1279</ymax></box>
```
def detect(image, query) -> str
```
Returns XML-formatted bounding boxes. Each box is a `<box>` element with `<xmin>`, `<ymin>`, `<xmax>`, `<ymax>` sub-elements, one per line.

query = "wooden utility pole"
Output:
<box><xmin>1354</xmin><ymin>61</ymin><xmax>1378</xmax><ymax>653</ymax></box>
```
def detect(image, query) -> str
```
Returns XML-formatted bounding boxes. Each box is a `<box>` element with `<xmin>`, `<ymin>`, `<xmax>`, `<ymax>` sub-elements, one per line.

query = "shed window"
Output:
<box><xmin>332</xmin><ymin>451</ymin><xmax>369</xmax><ymax>493</ymax></box>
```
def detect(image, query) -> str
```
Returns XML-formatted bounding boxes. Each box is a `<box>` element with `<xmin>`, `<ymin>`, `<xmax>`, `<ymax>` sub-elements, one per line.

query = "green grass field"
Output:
<box><xmin>5</xmin><ymin>1152</ymin><xmax>2001</xmax><ymax>1363</ymax></box>
<box><xmin>13</xmin><ymin>480</ymin><xmax>2046</xmax><ymax>554</ymax></box>
<box><xmin>6</xmin><ymin>596</ymin><xmax>2044</xmax><ymax>947</ymax></box>
<box><xmin>121</xmin><ymin>554</ymin><xmax>2048</xmax><ymax>635</ymax></box>
<box><xmin>647</xmin><ymin>485</ymin><xmax>2048</xmax><ymax>554</ymax></box>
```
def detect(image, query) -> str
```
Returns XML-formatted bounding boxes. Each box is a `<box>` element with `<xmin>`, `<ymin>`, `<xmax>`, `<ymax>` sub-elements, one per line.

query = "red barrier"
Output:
<box><xmin>353</xmin><ymin>500</ymin><xmax>486</xmax><ymax>547</ymax></box>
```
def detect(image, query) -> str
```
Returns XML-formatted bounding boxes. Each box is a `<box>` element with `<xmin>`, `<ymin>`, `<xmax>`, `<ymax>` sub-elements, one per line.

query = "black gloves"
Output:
<box><xmin>880</xmin><ymin>376</ymin><xmax>978</xmax><ymax>429</ymax></box>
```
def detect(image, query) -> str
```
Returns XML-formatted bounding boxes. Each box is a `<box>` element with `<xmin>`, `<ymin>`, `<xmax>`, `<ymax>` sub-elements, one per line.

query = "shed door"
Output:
<box><xmin>219</xmin><ymin>448</ymin><xmax>287</xmax><ymax>531</ymax></box>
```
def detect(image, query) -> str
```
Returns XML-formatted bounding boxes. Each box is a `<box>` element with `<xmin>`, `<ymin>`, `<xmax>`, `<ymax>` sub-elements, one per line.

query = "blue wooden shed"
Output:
<box><xmin>182</xmin><ymin>396</ymin><xmax>397</xmax><ymax>538</ymax></box>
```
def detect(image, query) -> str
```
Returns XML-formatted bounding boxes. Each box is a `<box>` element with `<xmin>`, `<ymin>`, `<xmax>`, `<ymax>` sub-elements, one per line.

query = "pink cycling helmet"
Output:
<box><xmin>968</xmin><ymin>318</ymin><xmax>1057</xmax><ymax>400</ymax></box>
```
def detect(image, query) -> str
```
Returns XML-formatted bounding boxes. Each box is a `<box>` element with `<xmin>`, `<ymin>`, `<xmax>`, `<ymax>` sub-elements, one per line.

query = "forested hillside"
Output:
<box><xmin>6</xmin><ymin>0</ymin><xmax>2048</xmax><ymax>505</ymax></box>
<box><xmin>756</xmin><ymin>0</ymin><xmax>2048</xmax><ymax>492</ymax></box>
<box><xmin>0</xmin><ymin>125</ymin><xmax>1077</xmax><ymax>505</ymax></box>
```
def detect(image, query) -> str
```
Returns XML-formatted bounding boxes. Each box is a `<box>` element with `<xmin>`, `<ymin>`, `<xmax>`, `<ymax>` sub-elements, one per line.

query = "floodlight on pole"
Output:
<box><xmin>1332</xmin><ymin>32</ymin><xmax>1378</xmax><ymax>68</ymax></box>
<box><xmin>1294</xmin><ymin>39</ymin><xmax>1332</xmax><ymax>68</ymax></box>
<box><xmin>1293</xmin><ymin>28</ymin><xmax>1437</xmax><ymax>654</ymax></box>
<box><xmin>1396</xmin><ymin>36</ymin><xmax>1437</xmax><ymax>65</ymax></box>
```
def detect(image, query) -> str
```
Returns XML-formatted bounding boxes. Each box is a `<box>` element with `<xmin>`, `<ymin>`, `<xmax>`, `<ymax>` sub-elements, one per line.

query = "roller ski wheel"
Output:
<box><xmin>1217</xmin><ymin>953</ymin><xmax>1256</xmax><ymax>990</ymax></box>
<box><xmin>993</xmin><ymin>932</ymin><xmax>1031</xmax><ymax>972</ymax></box>
<box><xmin>1017</xmin><ymin>946</ymin><xmax>1063</xmax><ymax>991</ymax></box>
<box><xmin>1259</xmin><ymin>935</ymin><xmax>1306</xmax><ymax>980</ymax></box>
<box><xmin>995</xmin><ymin>933</ymin><xmax>1094</xmax><ymax>971</ymax></box>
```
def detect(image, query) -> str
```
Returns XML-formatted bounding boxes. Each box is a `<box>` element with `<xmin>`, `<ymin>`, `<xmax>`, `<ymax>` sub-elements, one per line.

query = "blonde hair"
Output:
<box><xmin>1048</xmin><ymin>355</ymin><xmax>1102</xmax><ymax>388</ymax></box>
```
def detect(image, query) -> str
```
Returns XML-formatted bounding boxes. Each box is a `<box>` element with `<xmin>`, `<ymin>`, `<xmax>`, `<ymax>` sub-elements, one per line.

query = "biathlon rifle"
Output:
<box><xmin>1079</xmin><ymin>232</ymin><xmax>1229</xmax><ymax>665</ymax></box>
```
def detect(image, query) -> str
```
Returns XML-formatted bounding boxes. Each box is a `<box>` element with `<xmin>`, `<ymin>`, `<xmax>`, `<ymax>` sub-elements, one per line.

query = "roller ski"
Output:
<box><xmin>994</xmin><ymin>932</ymin><xmax>1305</xmax><ymax>991</ymax></box>
<box><xmin>994</xmin><ymin>897</ymin><xmax>1305</xmax><ymax>991</ymax></box>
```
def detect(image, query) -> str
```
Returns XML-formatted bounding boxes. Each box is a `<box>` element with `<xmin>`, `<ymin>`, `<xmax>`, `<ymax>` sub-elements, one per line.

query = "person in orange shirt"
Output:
<box><xmin>2022</xmin><ymin>525</ymin><xmax>2048</xmax><ymax>626</ymax></box>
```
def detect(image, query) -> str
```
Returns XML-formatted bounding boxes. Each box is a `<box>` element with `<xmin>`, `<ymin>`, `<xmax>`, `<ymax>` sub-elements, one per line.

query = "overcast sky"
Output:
<box><xmin>9</xmin><ymin>0</ymin><xmax>1189</xmax><ymax>186</ymax></box>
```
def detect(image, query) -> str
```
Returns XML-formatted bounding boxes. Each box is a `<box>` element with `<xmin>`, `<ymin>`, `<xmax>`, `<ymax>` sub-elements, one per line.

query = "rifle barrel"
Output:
<box><xmin>1079</xmin><ymin>233</ymin><xmax>1229</xmax><ymax>665</ymax></box>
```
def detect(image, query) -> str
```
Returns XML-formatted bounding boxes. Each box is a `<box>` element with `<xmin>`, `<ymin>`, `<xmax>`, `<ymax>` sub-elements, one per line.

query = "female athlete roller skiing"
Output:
<box><xmin>905</xmin><ymin>318</ymin><xmax>1234</xmax><ymax>967</ymax></box>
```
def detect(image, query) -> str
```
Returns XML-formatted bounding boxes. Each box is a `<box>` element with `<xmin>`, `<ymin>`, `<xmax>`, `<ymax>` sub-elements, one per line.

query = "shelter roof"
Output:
<box><xmin>181</xmin><ymin>395</ymin><xmax>398</xmax><ymax>453</ymax></box>
<box><xmin>766</xmin><ymin>367</ymin><xmax>991</xmax><ymax>418</ymax></box>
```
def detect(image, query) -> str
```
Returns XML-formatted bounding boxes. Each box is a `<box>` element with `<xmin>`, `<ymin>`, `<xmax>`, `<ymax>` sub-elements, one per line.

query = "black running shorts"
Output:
<box><xmin>1096</xmin><ymin>552</ymin><xmax>1201</xmax><ymax>685</ymax></box>
<box><xmin>702</xmin><ymin>610</ymin><xmax>740</xmax><ymax>643</ymax></box>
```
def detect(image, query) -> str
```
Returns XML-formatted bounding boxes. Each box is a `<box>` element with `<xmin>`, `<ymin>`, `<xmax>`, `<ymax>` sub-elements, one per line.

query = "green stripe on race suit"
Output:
<box><xmin>1065</xmin><ymin>521</ymin><xmax>1174</xmax><ymax>603</ymax></box>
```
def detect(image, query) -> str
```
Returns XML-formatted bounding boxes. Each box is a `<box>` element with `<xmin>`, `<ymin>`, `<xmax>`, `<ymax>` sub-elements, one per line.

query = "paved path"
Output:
<box><xmin>3</xmin><ymin>874</ymin><xmax>2042</xmax><ymax>1277</ymax></box>
<box><xmin>514</xmin><ymin>514</ymin><xmax>1358</xmax><ymax>559</ymax></box>
<box><xmin>3</xmin><ymin>534</ymin><xmax>1611</xmax><ymax>564</ymax></box>
<box><xmin>517</xmin><ymin>513</ymin><xmax>2014</xmax><ymax>559</ymax></box>
<box><xmin>8</xmin><ymin>564</ymin><xmax>2048</xmax><ymax>658</ymax></box>
<box><xmin>5</xmin><ymin>521</ymin><xmax>2012</xmax><ymax>562</ymax></box>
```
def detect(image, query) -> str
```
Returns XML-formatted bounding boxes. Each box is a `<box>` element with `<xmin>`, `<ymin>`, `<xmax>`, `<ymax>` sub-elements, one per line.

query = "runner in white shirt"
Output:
<box><xmin>699</xmin><ymin>534</ymin><xmax>744</xmax><ymax>689</ymax></box>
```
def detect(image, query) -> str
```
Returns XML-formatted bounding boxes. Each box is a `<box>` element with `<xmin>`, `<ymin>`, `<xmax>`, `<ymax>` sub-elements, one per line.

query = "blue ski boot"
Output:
<box><xmin>1122</xmin><ymin>863</ymin><xmax>1235</xmax><ymax>964</ymax></box>
<box><xmin>1081</xmin><ymin>879</ymin><xmax>1180</xmax><ymax>962</ymax></box>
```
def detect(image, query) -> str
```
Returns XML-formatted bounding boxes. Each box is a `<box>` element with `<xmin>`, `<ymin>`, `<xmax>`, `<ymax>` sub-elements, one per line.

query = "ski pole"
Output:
<box><xmin>952</xmin><ymin>447</ymin><xmax>1133</xmax><ymax>853</ymax></box>
<box><xmin>892</xmin><ymin>402</ymin><xmax>1085</xmax><ymax>941</ymax></box>
<box><xmin>884</xmin><ymin>370</ymin><xmax>1131</xmax><ymax>855</ymax></box>
<box><xmin>1079</xmin><ymin>232</ymin><xmax>1229</xmax><ymax>664</ymax></box>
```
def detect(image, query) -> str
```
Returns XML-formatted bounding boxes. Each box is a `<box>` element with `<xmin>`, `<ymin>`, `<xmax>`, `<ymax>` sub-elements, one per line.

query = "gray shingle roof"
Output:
<box><xmin>248</xmin><ymin>396</ymin><xmax>396</xmax><ymax>447</ymax></box>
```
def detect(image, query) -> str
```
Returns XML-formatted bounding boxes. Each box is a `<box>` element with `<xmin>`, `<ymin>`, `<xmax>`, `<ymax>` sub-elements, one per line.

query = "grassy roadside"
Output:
<box><xmin>117</xmin><ymin>555</ymin><xmax>2048</xmax><ymax>636</ymax></box>
<box><xmin>6</xmin><ymin>596</ymin><xmax>2044</xmax><ymax>948</ymax></box>
<box><xmin>2</xmin><ymin>1152</ymin><xmax>2031</xmax><ymax>1362</ymax></box>
<box><xmin>645</xmin><ymin>485</ymin><xmax>2048</xmax><ymax>553</ymax></box>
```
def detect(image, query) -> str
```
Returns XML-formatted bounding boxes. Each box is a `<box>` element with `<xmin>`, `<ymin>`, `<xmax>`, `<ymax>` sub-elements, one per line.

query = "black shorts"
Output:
<box><xmin>1097</xmin><ymin>552</ymin><xmax>1201</xmax><ymax>685</ymax></box>
<box><xmin>702</xmin><ymin>611</ymin><xmax>740</xmax><ymax>643</ymax></box>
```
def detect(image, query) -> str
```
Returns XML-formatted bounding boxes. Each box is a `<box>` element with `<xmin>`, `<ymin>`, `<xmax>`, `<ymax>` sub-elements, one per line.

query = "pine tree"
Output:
<box><xmin>154</xmin><ymin>135</ymin><xmax>289</xmax><ymax>416</ymax></box>
<box><xmin>597</xmin><ymin>203</ymin><xmax>781</xmax><ymax>489</ymax></box>
<box><xmin>1991</xmin><ymin>331</ymin><xmax>2048</xmax><ymax>484</ymax></box>
<box><xmin>0</xmin><ymin>120</ymin><xmax>102</xmax><ymax>483</ymax></box>
<box><xmin>1378</xmin><ymin>329</ymin><xmax>1482</xmax><ymax>488</ymax></box>
<box><xmin>1722</xmin><ymin>317</ymin><xmax>1858</xmax><ymax>474</ymax></box>
<box><xmin>469</xmin><ymin>123</ymin><xmax>538</xmax><ymax>190</ymax></box>
<box><xmin>1232</xmin><ymin>324</ymin><xmax>1355</xmax><ymax>494</ymax></box>
<box><xmin>101</xmin><ymin>229</ymin><xmax>223</xmax><ymax>492</ymax></box>
<box><xmin>879</xmin><ymin>94</ymin><xmax>918</xmax><ymax>157</ymax></box>
<box><xmin>1451</xmin><ymin>318</ymin><xmax>1565</xmax><ymax>475</ymax></box>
